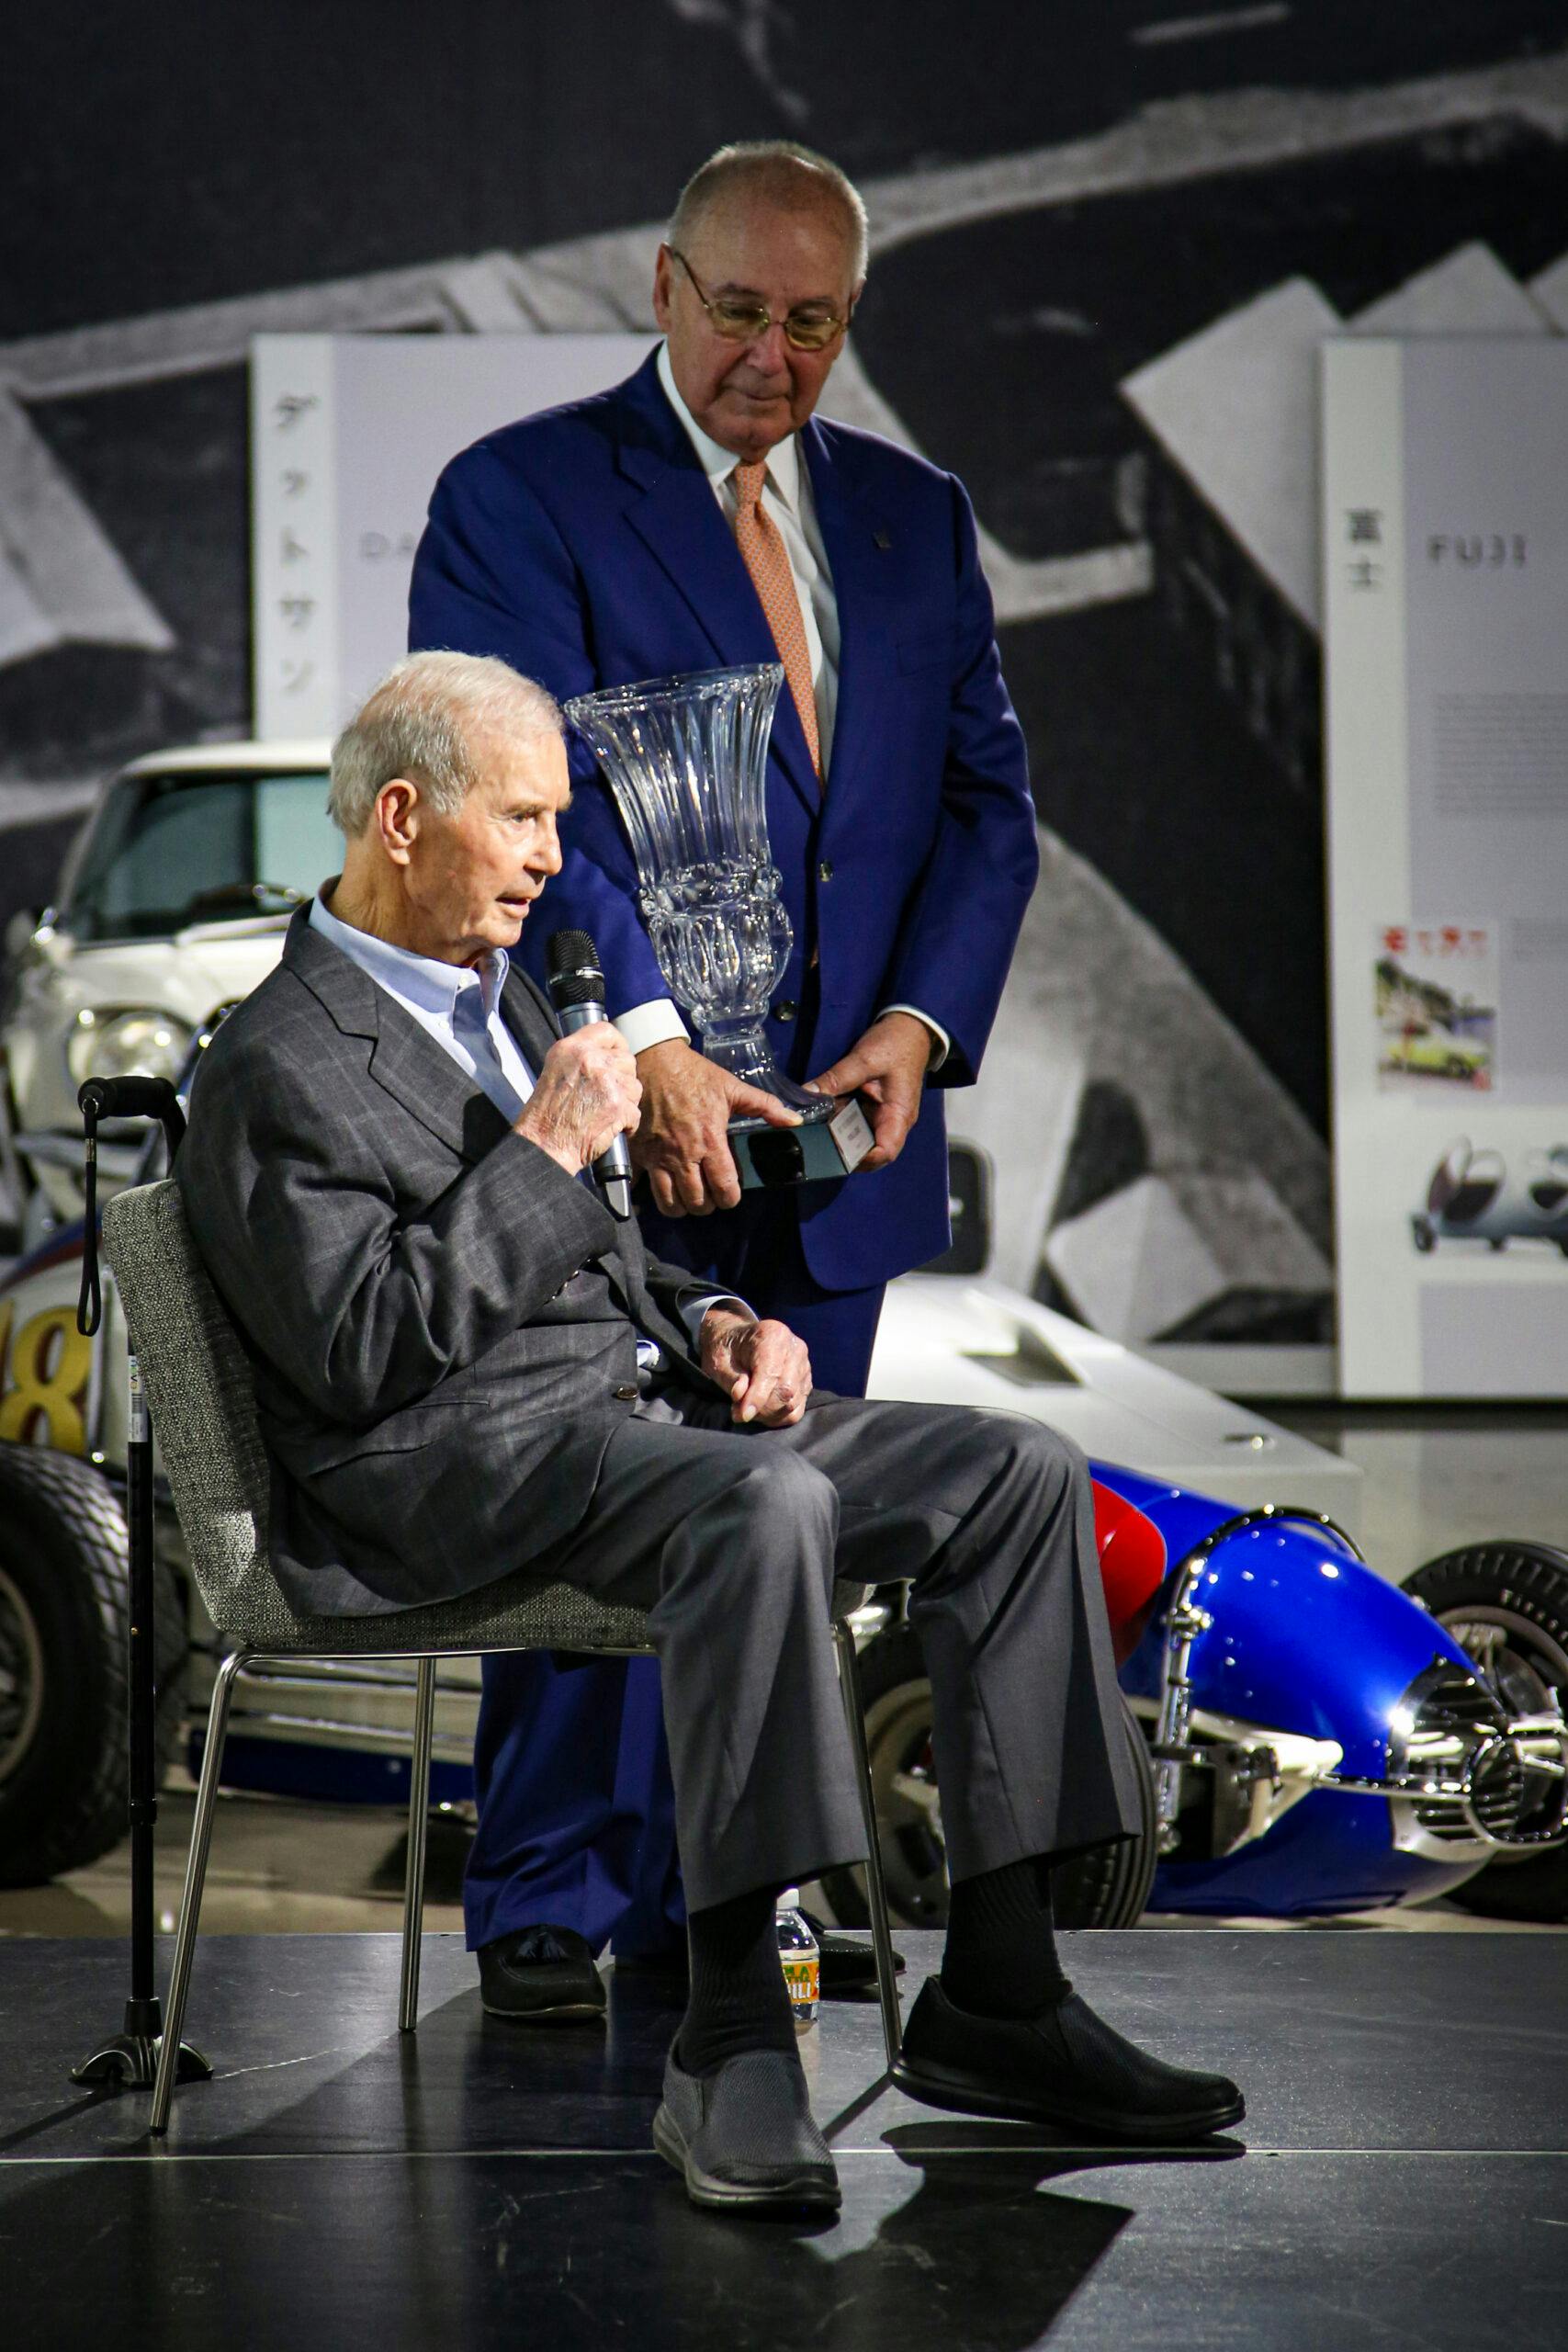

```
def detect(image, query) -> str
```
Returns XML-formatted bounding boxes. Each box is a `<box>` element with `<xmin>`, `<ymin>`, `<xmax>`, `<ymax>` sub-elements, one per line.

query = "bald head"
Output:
<box><xmin>669</xmin><ymin>141</ymin><xmax>868</xmax><ymax>283</ymax></box>
<box><xmin>655</xmin><ymin>141</ymin><xmax>867</xmax><ymax>463</ymax></box>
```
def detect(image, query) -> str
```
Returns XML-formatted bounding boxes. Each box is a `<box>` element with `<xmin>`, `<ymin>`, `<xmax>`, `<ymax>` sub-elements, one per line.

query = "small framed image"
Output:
<box><xmin>1376</xmin><ymin>922</ymin><xmax>1496</xmax><ymax>1095</ymax></box>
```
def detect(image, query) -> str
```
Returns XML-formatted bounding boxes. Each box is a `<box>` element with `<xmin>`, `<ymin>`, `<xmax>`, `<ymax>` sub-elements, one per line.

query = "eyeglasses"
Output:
<box><xmin>669</xmin><ymin>248</ymin><xmax>852</xmax><ymax>353</ymax></box>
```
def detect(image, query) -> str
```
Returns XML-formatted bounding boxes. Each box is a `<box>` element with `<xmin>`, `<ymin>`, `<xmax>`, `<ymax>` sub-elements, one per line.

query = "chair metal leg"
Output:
<box><xmin>834</xmin><ymin>1619</ymin><xmax>903</xmax><ymax>2070</ymax></box>
<box><xmin>151</xmin><ymin>1647</ymin><xmax>246</xmax><ymax>2134</ymax></box>
<box><xmin>398</xmin><ymin>1657</ymin><xmax>437</xmax><ymax>2034</ymax></box>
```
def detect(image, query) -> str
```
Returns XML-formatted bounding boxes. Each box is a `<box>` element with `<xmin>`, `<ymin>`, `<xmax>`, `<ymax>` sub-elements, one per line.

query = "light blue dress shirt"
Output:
<box><xmin>310</xmin><ymin>889</ymin><xmax>534</xmax><ymax>1121</ymax></box>
<box><xmin>309</xmin><ymin>890</ymin><xmax>743</xmax><ymax>1364</ymax></box>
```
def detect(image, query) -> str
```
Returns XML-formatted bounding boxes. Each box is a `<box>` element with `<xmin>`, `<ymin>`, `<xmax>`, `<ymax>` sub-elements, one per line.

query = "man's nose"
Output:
<box><xmin>742</xmin><ymin>319</ymin><xmax>793</xmax><ymax>377</ymax></box>
<box><xmin>535</xmin><ymin>820</ymin><xmax>564</xmax><ymax>877</ymax></box>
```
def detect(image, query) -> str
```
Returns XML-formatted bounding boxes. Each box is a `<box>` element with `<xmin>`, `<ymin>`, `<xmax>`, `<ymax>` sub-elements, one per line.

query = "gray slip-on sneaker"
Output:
<box><xmin>653</xmin><ymin>2045</ymin><xmax>841</xmax><ymax>2213</ymax></box>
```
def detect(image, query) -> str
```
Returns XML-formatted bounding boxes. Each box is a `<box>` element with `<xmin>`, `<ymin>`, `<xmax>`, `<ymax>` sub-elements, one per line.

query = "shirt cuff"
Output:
<box><xmin>682</xmin><ymin>1293</ymin><xmax>754</xmax><ymax>1349</ymax></box>
<box><xmin>877</xmin><ymin>1003</ymin><xmax>951</xmax><ymax>1074</ymax></box>
<box><xmin>616</xmin><ymin>998</ymin><xmax>690</xmax><ymax>1057</ymax></box>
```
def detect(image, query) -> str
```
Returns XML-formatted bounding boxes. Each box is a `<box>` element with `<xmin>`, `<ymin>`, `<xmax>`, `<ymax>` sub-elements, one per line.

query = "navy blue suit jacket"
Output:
<box><xmin>408</xmin><ymin>349</ymin><xmax>1037</xmax><ymax>1291</ymax></box>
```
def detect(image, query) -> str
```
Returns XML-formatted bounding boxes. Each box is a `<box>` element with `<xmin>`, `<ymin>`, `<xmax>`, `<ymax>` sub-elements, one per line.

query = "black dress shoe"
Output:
<box><xmin>806</xmin><ymin>1911</ymin><xmax>907</xmax><ymax>1996</ymax></box>
<box><xmin>616</xmin><ymin>1913</ymin><xmax>905</xmax><ymax>2000</ymax></box>
<box><xmin>892</xmin><ymin>1977</ymin><xmax>1245</xmax><ymax>2143</ymax></box>
<box><xmin>477</xmin><ymin>1925</ymin><xmax>606</xmax><ymax>2022</ymax></box>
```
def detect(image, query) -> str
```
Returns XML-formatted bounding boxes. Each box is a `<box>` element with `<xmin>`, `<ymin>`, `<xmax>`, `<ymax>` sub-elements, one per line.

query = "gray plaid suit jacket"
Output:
<box><xmin>175</xmin><ymin>904</ymin><xmax>720</xmax><ymax>1614</ymax></box>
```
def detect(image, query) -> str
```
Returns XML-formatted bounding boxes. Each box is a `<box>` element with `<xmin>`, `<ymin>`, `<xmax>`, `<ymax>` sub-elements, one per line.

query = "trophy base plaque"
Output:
<box><xmin>731</xmin><ymin>1093</ymin><xmax>874</xmax><ymax>1191</ymax></box>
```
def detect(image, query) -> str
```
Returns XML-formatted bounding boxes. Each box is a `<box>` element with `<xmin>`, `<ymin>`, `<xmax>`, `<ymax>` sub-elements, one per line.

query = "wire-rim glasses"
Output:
<box><xmin>669</xmin><ymin>248</ymin><xmax>852</xmax><ymax>353</ymax></box>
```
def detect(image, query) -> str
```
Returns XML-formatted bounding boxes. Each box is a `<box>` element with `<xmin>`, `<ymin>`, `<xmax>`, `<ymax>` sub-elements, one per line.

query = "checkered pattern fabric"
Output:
<box><xmin>732</xmin><ymin>460</ymin><xmax>821</xmax><ymax>780</ymax></box>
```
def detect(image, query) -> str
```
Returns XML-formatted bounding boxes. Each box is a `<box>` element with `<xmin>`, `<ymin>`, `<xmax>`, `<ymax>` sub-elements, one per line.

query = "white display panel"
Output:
<box><xmin>251</xmin><ymin>334</ymin><xmax>655</xmax><ymax>738</ymax></box>
<box><xmin>1324</xmin><ymin>339</ymin><xmax>1568</xmax><ymax>1397</ymax></box>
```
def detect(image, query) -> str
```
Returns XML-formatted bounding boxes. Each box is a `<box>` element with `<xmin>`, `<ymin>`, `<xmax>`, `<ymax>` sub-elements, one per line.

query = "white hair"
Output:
<box><xmin>327</xmin><ymin>651</ymin><xmax>562</xmax><ymax>837</ymax></box>
<box><xmin>670</xmin><ymin>140</ymin><xmax>868</xmax><ymax>284</ymax></box>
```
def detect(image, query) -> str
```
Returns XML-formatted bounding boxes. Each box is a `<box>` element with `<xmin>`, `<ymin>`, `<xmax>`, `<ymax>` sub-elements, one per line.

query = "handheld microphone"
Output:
<box><xmin>544</xmin><ymin>929</ymin><xmax>634</xmax><ymax>1219</ymax></box>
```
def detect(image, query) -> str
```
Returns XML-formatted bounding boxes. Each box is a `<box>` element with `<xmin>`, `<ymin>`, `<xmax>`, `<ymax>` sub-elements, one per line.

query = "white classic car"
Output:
<box><xmin>1</xmin><ymin>742</ymin><xmax>337</xmax><ymax>1248</ymax></box>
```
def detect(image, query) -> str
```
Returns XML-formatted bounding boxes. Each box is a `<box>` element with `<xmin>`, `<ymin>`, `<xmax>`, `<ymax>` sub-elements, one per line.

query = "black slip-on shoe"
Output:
<box><xmin>891</xmin><ymin>1977</ymin><xmax>1245</xmax><ymax>2143</ymax></box>
<box><xmin>477</xmin><ymin>1925</ymin><xmax>606</xmax><ymax>2023</ymax></box>
<box><xmin>804</xmin><ymin>1912</ymin><xmax>908</xmax><ymax>1996</ymax></box>
<box><xmin>653</xmin><ymin>2045</ymin><xmax>841</xmax><ymax>2214</ymax></box>
<box><xmin>616</xmin><ymin>1916</ymin><xmax>906</xmax><ymax>1999</ymax></box>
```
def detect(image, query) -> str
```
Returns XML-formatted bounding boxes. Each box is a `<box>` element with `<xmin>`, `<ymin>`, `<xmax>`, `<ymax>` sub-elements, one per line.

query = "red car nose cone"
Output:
<box><xmin>1091</xmin><ymin>1482</ymin><xmax>1168</xmax><ymax>1665</ymax></box>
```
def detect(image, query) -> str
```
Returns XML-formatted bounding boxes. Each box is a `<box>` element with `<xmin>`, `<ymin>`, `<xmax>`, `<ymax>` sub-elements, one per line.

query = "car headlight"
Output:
<box><xmin>66</xmin><ymin>1007</ymin><xmax>194</xmax><ymax>1088</ymax></box>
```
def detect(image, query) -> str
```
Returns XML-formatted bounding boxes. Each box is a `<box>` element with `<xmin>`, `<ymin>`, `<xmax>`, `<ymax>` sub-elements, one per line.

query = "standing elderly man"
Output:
<box><xmin>176</xmin><ymin>651</ymin><xmax>1242</xmax><ymax>2212</ymax></box>
<box><xmin>408</xmin><ymin>141</ymin><xmax>1039</xmax><ymax>2007</ymax></box>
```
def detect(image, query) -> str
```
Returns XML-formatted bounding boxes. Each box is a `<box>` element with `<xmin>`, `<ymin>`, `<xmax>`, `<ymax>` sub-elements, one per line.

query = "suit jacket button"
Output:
<box><xmin>613</xmin><ymin>1384</ymin><xmax>638</xmax><ymax>1401</ymax></box>
<box><xmin>773</xmin><ymin>999</ymin><xmax>797</xmax><ymax>1022</ymax></box>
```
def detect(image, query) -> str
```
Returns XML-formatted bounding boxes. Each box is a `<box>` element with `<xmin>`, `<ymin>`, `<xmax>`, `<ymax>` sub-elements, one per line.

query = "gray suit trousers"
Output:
<box><xmin>533</xmin><ymin>1391</ymin><xmax>1141</xmax><ymax>1915</ymax></box>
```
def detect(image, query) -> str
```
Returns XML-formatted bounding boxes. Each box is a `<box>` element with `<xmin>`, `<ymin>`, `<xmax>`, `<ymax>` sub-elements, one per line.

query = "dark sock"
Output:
<box><xmin>676</xmin><ymin>1884</ymin><xmax>796</xmax><ymax>2075</ymax></box>
<box><xmin>941</xmin><ymin>1857</ymin><xmax>1070</xmax><ymax>2020</ymax></box>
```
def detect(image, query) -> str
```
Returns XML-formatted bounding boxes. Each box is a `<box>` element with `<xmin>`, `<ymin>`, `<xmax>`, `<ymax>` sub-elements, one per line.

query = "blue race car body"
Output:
<box><xmin>1096</xmin><ymin>1463</ymin><xmax>1557</xmax><ymax>1916</ymax></box>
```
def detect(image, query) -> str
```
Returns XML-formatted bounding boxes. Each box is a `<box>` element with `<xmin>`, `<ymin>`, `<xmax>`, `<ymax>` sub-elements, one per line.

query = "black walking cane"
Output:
<box><xmin>70</xmin><ymin>1075</ymin><xmax>210</xmax><ymax>2093</ymax></box>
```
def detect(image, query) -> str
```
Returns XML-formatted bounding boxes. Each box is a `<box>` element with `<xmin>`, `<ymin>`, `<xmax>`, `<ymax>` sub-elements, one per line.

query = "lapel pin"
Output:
<box><xmin>873</xmin><ymin>527</ymin><xmax>892</xmax><ymax>550</ymax></box>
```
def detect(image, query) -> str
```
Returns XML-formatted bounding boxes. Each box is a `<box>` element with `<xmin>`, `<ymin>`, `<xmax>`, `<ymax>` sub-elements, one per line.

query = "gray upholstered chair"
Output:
<box><xmin>101</xmin><ymin>1180</ymin><xmax>902</xmax><ymax>2136</ymax></box>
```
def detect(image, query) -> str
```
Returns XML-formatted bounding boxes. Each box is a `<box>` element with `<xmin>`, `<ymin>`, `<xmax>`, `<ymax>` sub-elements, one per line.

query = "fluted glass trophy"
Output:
<box><xmin>564</xmin><ymin>662</ymin><xmax>872</xmax><ymax>1190</ymax></box>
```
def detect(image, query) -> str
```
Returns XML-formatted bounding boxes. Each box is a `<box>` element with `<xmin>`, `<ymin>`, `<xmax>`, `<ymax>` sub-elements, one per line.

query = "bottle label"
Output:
<box><xmin>782</xmin><ymin>1953</ymin><xmax>819</xmax><ymax>2009</ymax></box>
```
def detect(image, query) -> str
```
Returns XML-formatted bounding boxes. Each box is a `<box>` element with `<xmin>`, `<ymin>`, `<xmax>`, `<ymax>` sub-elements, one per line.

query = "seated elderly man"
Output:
<box><xmin>177</xmin><ymin>650</ymin><xmax>1243</xmax><ymax>2213</ymax></box>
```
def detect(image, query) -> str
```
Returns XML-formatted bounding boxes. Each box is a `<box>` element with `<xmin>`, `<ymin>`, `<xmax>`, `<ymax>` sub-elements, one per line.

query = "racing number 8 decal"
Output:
<box><xmin>0</xmin><ymin>1302</ymin><xmax>94</xmax><ymax>1454</ymax></box>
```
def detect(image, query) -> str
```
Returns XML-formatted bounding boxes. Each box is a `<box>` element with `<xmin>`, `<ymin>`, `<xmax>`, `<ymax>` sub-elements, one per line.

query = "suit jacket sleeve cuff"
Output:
<box><xmin>876</xmin><ymin>1003</ymin><xmax>951</xmax><ymax>1074</ymax></box>
<box><xmin>679</xmin><ymin>1293</ymin><xmax>754</xmax><ymax>1351</ymax></box>
<box><xmin>616</xmin><ymin>999</ymin><xmax>689</xmax><ymax>1057</ymax></box>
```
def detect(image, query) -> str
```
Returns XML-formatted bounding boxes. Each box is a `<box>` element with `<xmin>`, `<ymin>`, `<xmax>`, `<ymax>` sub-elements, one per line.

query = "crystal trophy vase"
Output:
<box><xmin>564</xmin><ymin>663</ymin><xmax>821</xmax><ymax>1111</ymax></box>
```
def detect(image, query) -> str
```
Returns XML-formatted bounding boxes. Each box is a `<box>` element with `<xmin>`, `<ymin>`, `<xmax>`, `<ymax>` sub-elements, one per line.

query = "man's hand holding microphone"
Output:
<box><xmin>513</xmin><ymin>1023</ymin><xmax>641</xmax><ymax>1194</ymax></box>
<box><xmin>516</xmin><ymin>930</ymin><xmax>642</xmax><ymax>1216</ymax></box>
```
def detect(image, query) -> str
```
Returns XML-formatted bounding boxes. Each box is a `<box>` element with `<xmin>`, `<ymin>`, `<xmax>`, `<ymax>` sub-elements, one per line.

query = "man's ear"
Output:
<box><xmin>652</xmin><ymin>243</ymin><xmax>675</xmax><ymax>332</ymax></box>
<box><xmin>374</xmin><ymin>777</ymin><xmax>421</xmax><ymax>866</ymax></box>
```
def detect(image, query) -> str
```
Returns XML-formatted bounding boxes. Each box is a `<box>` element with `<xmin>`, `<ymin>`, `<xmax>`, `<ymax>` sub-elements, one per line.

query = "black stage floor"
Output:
<box><xmin>4</xmin><ymin>1929</ymin><xmax>1564</xmax><ymax>2350</ymax></box>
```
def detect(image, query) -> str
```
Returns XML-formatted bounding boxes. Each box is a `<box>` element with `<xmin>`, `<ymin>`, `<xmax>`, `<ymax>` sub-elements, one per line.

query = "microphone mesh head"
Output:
<box><xmin>546</xmin><ymin>927</ymin><xmax>605</xmax><ymax>1008</ymax></box>
<box><xmin>546</xmin><ymin>928</ymin><xmax>598</xmax><ymax>980</ymax></box>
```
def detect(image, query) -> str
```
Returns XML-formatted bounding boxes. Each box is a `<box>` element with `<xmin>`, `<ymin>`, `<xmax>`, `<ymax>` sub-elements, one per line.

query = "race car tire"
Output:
<box><xmin>818</xmin><ymin>1625</ymin><xmax>1157</xmax><ymax>1931</ymax></box>
<box><xmin>1051</xmin><ymin>1696</ymin><xmax>1160</xmax><ymax>1930</ymax></box>
<box><xmin>1405</xmin><ymin>1541</ymin><xmax>1568</xmax><ymax>1922</ymax></box>
<box><xmin>0</xmin><ymin>1443</ymin><xmax>187</xmax><ymax>1887</ymax></box>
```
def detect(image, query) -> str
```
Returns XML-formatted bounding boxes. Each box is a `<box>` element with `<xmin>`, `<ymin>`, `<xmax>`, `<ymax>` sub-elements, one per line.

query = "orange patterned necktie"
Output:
<box><xmin>731</xmin><ymin>460</ymin><xmax>822</xmax><ymax>782</ymax></box>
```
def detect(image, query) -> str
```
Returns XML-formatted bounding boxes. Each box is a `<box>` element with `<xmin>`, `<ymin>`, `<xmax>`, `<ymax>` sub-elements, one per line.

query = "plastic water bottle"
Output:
<box><xmin>775</xmin><ymin>1888</ymin><xmax>819</xmax><ymax>2031</ymax></box>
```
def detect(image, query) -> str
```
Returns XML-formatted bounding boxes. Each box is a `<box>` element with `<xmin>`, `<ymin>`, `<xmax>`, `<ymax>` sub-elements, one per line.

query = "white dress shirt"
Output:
<box><xmin>657</xmin><ymin>340</ymin><xmax>841</xmax><ymax>770</ymax></box>
<box><xmin>309</xmin><ymin>890</ymin><xmax>742</xmax><ymax>1362</ymax></box>
<box><xmin>616</xmin><ymin>346</ymin><xmax>948</xmax><ymax>1072</ymax></box>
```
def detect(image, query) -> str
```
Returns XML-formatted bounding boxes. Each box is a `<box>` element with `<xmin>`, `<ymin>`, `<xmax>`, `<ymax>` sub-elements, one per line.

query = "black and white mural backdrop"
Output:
<box><xmin>5</xmin><ymin>4</ymin><xmax>1567</xmax><ymax>1366</ymax></box>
